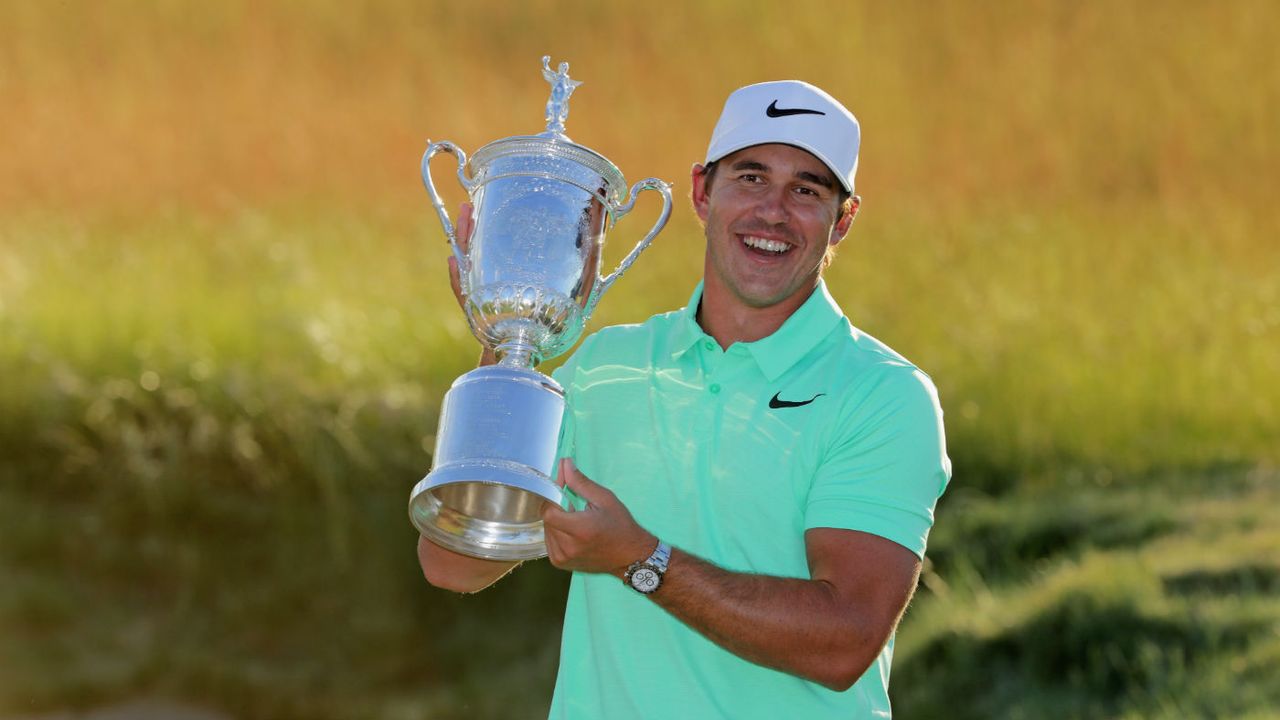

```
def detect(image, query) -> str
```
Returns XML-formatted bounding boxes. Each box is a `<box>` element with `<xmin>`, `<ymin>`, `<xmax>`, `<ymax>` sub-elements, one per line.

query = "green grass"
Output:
<box><xmin>897</xmin><ymin>471</ymin><xmax>1280</xmax><ymax>719</ymax></box>
<box><xmin>2</xmin><ymin>205</ymin><xmax>1276</xmax><ymax>717</ymax></box>
<box><xmin>5</xmin><ymin>202</ymin><xmax>1275</xmax><ymax>484</ymax></box>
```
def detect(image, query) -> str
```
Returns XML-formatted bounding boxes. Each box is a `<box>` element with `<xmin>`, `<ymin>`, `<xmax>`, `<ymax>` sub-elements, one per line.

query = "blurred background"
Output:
<box><xmin>1</xmin><ymin>1</ymin><xmax>1277</xmax><ymax>718</ymax></box>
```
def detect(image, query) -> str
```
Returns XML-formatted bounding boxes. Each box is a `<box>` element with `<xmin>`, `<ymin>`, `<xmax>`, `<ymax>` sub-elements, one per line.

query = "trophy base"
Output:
<box><xmin>410</xmin><ymin>460</ymin><xmax>562</xmax><ymax>561</ymax></box>
<box><xmin>410</xmin><ymin>365</ymin><xmax>566</xmax><ymax>561</ymax></box>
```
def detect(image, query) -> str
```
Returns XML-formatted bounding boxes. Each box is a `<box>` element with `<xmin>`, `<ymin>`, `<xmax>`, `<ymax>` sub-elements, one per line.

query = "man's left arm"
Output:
<box><xmin>542</xmin><ymin>460</ymin><xmax>921</xmax><ymax>692</ymax></box>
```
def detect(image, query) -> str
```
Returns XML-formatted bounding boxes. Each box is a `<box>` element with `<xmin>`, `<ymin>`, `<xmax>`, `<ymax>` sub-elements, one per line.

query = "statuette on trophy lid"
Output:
<box><xmin>410</xmin><ymin>56</ymin><xmax>673</xmax><ymax>560</ymax></box>
<box><xmin>541</xmin><ymin>55</ymin><xmax>582</xmax><ymax>138</ymax></box>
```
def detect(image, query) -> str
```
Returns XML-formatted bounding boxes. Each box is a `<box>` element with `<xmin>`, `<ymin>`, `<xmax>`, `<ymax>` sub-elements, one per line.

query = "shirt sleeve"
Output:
<box><xmin>804</xmin><ymin>366</ymin><xmax>952</xmax><ymax>559</ymax></box>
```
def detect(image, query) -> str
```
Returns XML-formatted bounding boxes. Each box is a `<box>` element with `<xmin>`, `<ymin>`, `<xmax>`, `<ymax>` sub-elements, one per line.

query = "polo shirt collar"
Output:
<box><xmin>670</xmin><ymin>282</ymin><xmax>709</xmax><ymax>358</ymax></box>
<box><xmin>670</xmin><ymin>280</ymin><xmax>846</xmax><ymax>381</ymax></box>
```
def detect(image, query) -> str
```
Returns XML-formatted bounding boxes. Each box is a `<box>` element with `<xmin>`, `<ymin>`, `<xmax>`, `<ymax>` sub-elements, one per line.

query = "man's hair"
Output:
<box><xmin>700</xmin><ymin>160</ymin><xmax>855</xmax><ymax>269</ymax></box>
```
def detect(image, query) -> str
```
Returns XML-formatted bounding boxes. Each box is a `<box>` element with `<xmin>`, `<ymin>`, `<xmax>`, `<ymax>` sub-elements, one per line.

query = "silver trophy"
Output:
<box><xmin>409</xmin><ymin>57</ymin><xmax>673</xmax><ymax>561</ymax></box>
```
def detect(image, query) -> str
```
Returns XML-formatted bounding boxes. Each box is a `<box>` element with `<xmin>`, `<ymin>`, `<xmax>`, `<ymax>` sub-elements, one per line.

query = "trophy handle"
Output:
<box><xmin>585</xmin><ymin>178</ymin><xmax>673</xmax><ymax>317</ymax></box>
<box><xmin>421</xmin><ymin>140</ymin><xmax>475</xmax><ymax>295</ymax></box>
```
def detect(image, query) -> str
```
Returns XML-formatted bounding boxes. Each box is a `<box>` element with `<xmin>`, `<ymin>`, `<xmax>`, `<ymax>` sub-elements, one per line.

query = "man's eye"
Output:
<box><xmin>795</xmin><ymin>186</ymin><xmax>819</xmax><ymax>197</ymax></box>
<box><xmin>739</xmin><ymin>174</ymin><xmax>762</xmax><ymax>183</ymax></box>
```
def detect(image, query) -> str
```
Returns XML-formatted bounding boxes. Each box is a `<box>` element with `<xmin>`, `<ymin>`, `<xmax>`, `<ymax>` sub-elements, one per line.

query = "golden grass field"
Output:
<box><xmin>1</xmin><ymin>2</ymin><xmax>1278</xmax><ymax>718</ymax></box>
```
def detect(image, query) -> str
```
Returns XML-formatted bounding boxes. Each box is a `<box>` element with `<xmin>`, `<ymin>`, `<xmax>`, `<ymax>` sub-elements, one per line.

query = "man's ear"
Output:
<box><xmin>830</xmin><ymin>195</ymin><xmax>860</xmax><ymax>245</ymax></box>
<box><xmin>690</xmin><ymin>163</ymin><xmax>711</xmax><ymax>223</ymax></box>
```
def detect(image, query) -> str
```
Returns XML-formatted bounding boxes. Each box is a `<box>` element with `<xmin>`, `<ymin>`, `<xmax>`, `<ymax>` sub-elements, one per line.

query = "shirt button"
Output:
<box><xmin>709</xmin><ymin>383</ymin><xmax>721</xmax><ymax>394</ymax></box>
<box><xmin>703</xmin><ymin>340</ymin><xmax>716</xmax><ymax>351</ymax></box>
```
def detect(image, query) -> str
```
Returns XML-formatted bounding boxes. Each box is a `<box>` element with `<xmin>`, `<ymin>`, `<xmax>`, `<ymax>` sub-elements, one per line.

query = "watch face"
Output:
<box><xmin>629</xmin><ymin>566</ymin><xmax>661</xmax><ymax>593</ymax></box>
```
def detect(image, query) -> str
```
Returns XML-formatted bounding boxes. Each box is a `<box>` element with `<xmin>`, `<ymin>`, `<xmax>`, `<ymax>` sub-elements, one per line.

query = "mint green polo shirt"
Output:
<box><xmin>547</xmin><ymin>280</ymin><xmax>950</xmax><ymax>719</ymax></box>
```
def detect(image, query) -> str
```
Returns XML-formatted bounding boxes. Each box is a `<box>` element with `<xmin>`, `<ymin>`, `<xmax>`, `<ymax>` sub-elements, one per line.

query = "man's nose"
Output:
<box><xmin>753</xmin><ymin>187</ymin><xmax>790</xmax><ymax>225</ymax></box>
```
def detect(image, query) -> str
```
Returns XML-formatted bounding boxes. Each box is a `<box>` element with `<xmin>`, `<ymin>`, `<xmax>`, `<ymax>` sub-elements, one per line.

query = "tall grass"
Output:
<box><xmin>4</xmin><ymin>204</ymin><xmax>1274</xmax><ymax>489</ymax></box>
<box><xmin>2</xmin><ymin>1</ymin><xmax>1278</xmax><ymax>717</ymax></box>
<box><xmin>2</xmin><ymin>1</ymin><xmax>1276</xmax><ymax>213</ymax></box>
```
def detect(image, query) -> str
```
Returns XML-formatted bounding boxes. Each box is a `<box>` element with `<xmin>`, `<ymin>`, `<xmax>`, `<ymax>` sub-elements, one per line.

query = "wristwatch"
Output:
<box><xmin>624</xmin><ymin>540</ymin><xmax>671</xmax><ymax>595</ymax></box>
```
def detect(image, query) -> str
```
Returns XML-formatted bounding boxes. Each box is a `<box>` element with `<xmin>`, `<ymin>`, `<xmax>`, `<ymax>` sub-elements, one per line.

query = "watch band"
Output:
<box><xmin>646</xmin><ymin>541</ymin><xmax>671</xmax><ymax>572</ymax></box>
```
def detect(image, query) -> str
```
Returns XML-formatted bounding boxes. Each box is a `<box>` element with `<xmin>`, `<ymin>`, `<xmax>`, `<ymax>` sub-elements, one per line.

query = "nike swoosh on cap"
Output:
<box><xmin>765</xmin><ymin>100</ymin><xmax>827</xmax><ymax>118</ymax></box>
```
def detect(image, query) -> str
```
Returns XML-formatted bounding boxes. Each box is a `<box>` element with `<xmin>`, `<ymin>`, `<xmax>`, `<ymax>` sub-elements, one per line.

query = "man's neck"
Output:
<box><xmin>696</xmin><ymin>281</ymin><xmax>817</xmax><ymax>349</ymax></box>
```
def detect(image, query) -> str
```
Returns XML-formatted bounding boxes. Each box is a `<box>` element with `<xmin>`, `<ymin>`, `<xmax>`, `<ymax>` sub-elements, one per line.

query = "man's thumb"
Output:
<box><xmin>559</xmin><ymin>458</ymin><xmax>608</xmax><ymax>505</ymax></box>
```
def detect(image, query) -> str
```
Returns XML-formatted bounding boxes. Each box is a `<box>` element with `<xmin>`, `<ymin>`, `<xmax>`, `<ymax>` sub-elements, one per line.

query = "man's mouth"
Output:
<box><xmin>741</xmin><ymin>235</ymin><xmax>792</xmax><ymax>255</ymax></box>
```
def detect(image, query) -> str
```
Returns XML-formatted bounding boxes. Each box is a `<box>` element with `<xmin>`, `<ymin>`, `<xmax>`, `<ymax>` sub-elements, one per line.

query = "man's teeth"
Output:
<box><xmin>742</xmin><ymin>236</ymin><xmax>790</xmax><ymax>253</ymax></box>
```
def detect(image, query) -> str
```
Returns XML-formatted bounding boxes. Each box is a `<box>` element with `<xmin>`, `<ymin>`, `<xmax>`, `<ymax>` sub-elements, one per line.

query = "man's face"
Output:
<box><xmin>692</xmin><ymin>143</ymin><xmax>856</xmax><ymax>312</ymax></box>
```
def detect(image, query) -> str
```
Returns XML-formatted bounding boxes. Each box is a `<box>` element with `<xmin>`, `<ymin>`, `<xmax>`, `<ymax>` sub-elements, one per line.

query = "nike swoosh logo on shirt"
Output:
<box><xmin>768</xmin><ymin>392</ymin><xmax>825</xmax><ymax>409</ymax></box>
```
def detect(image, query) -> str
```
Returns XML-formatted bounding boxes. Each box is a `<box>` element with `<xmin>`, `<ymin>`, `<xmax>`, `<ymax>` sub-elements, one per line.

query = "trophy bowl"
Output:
<box><xmin>409</xmin><ymin>57</ymin><xmax>672</xmax><ymax>561</ymax></box>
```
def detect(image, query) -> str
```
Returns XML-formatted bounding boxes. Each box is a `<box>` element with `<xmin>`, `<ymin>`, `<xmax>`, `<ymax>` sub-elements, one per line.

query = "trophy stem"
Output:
<box><xmin>495</xmin><ymin>338</ymin><xmax>538</xmax><ymax>368</ymax></box>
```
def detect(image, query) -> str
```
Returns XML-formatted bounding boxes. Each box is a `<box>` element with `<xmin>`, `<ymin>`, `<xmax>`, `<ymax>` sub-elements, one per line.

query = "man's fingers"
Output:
<box><xmin>447</xmin><ymin>256</ymin><xmax>464</xmax><ymax>306</ymax></box>
<box><xmin>448</xmin><ymin>203</ymin><xmax>473</xmax><ymax>313</ymax></box>
<box><xmin>559</xmin><ymin>459</ymin><xmax>613</xmax><ymax>506</ymax></box>
<box><xmin>542</xmin><ymin>500</ymin><xmax>569</xmax><ymax>526</ymax></box>
<box><xmin>542</xmin><ymin>495</ymin><xmax>587</xmax><ymax>529</ymax></box>
<box><xmin>554</xmin><ymin>457</ymin><xmax>570</xmax><ymax>490</ymax></box>
<box><xmin>542</xmin><ymin>496</ymin><xmax>595</xmax><ymax>538</ymax></box>
<box><xmin>542</xmin><ymin>524</ymin><xmax>568</xmax><ymax>568</ymax></box>
<box><xmin>456</xmin><ymin>202</ymin><xmax>474</xmax><ymax>253</ymax></box>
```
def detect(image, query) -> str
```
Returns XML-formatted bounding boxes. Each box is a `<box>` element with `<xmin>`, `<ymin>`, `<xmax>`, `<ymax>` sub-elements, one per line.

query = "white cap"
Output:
<box><xmin>705</xmin><ymin>80</ymin><xmax>860</xmax><ymax>193</ymax></box>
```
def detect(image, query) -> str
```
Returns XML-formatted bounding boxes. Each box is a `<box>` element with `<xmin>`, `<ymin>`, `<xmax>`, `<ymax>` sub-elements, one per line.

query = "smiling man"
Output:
<box><xmin>419</xmin><ymin>80</ymin><xmax>951</xmax><ymax>719</ymax></box>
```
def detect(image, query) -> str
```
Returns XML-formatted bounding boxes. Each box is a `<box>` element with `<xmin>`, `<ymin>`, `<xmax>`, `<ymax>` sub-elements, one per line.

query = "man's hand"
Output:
<box><xmin>541</xmin><ymin>459</ymin><xmax>657</xmax><ymax>577</ymax></box>
<box><xmin>447</xmin><ymin>202</ymin><xmax>474</xmax><ymax>312</ymax></box>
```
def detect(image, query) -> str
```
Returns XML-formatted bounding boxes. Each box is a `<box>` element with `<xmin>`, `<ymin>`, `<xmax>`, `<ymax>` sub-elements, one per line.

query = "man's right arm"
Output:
<box><xmin>418</xmin><ymin>536</ymin><xmax>519</xmax><ymax>593</ymax></box>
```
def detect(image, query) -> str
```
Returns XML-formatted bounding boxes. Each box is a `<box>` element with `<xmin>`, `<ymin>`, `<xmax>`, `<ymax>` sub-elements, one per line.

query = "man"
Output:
<box><xmin>419</xmin><ymin>80</ymin><xmax>951</xmax><ymax>719</ymax></box>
